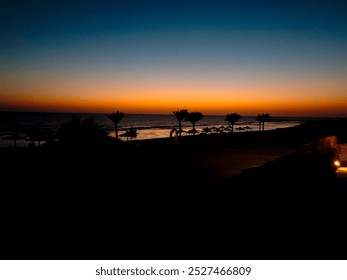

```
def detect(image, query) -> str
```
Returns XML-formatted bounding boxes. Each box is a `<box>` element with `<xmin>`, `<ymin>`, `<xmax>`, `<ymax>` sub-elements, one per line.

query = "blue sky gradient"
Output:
<box><xmin>1</xmin><ymin>0</ymin><xmax>347</xmax><ymax>116</ymax></box>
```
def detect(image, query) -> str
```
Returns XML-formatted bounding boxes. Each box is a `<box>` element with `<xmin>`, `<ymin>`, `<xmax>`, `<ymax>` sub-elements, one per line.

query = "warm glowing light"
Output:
<box><xmin>2</xmin><ymin>89</ymin><xmax>347</xmax><ymax>116</ymax></box>
<box><xmin>336</xmin><ymin>167</ymin><xmax>347</xmax><ymax>177</ymax></box>
<box><xmin>334</xmin><ymin>160</ymin><xmax>341</xmax><ymax>168</ymax></box>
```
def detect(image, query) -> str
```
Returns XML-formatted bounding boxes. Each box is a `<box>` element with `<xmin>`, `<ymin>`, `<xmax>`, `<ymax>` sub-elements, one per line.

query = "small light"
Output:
<box><xmin>334</xmin><ymin>160</ymin><xmax>341</xmax><ymax>168</ymax></box>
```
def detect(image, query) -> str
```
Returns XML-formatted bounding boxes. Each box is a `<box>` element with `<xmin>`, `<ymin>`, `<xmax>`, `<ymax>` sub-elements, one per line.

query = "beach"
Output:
<box><xmin>0</xmin><ymin>112</ymin><xmax>304</xmax><ymax>147</ymax></box>
<box><xmin>1</xmin><ymin>119</ymin><xmax>347</xmax><ymax>260</ymax></box>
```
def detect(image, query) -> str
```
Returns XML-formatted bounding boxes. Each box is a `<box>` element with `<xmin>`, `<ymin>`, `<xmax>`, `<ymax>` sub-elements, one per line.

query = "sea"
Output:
<box><xmin>0</xmin><ymin>111</ymin><xmax>319</xmax><ymax>148</ymax></box>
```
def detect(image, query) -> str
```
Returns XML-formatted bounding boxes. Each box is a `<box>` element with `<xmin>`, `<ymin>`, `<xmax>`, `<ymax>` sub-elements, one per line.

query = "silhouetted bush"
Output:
<box><xmin>57</xmin><ymin>115</ymin><xmax>107</xmax><ymax>146</ymax></box>
<box><xmin>26</xmin><ymin>127</ymin><xmax>56</xmax><ymax>146</ymax></box>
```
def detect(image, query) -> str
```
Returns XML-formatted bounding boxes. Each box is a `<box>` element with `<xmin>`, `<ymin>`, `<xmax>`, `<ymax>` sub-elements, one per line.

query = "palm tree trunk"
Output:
<box><xmin>231</xmin><ymin>123</ymin><xmax>234</xmax><ymax>133</ymax></box>
<box><xmin>115</xmin><ymin>124</ymin><xmax>118</xmax><ymax>139</ymax></box>
<box><xmin>178</xmin><ymin>121</ymin><xmax>182</xmax><ymax>136</ymax></box>
<box><xmin>258</xmin><ymin>121</ymin><xmax>261</xmax><ymax>131</ymax></box>
<box><xmin>262</xmin><ymin>122</ymin><xmax>265</xmax><ymax>131</ymax></box>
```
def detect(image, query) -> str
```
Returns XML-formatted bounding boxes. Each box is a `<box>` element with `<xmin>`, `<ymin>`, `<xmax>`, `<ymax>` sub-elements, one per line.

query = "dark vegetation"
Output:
<box><xmin>225</xmin><ymin>113</ymin><xmax>241</xmax><ymax>133</ymax></box>
<box><xmin>57</xmin><ymin>115</ymin><xmax>107</xmax><ymax>146</ymax></box>
<box><xmin>107</xmin><ymin>111</ymin><xmax>124</xmax><ymax>139</ymax></box>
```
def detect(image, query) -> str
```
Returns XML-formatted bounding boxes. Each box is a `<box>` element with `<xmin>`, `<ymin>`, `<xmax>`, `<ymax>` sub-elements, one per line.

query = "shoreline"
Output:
<box><xmin>0</xmin><ymin>112</ymin><xmax>320</xmax><ymax>145</ymax></box>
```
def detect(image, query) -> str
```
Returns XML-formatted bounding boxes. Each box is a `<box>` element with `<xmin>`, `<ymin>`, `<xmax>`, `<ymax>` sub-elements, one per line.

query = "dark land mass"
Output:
<box><xmin>1</xmin><ymin>119</ymin><xmax>347</xmax><ymax>260</ymax></box>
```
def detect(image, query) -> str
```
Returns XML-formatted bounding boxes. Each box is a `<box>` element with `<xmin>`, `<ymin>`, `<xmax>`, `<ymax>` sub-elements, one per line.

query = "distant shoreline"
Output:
<box><xmin>0</xmin><ymin>111</ymin><xmax>311</xmax><ymax>146</ymax></box>
<box><xmin>2</xmin><ymin>117</ymin><xmax>347</xmax><ymax>149</ymax></box>
<box><xmin>1</xmin><ymin>118</ymin><xmax>346</xmax><ymax>149</ymax></box>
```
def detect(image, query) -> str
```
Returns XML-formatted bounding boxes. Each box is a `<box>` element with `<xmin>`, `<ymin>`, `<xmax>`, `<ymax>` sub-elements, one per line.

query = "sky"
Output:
<box><xmin>1</xmin><ymin>0</ymin><xmax>347</xmax><ymax>116</ymax></box>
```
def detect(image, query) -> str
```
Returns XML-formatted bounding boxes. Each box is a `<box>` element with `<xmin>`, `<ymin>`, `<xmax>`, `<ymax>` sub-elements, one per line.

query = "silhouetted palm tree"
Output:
<box><xmin>225</xmin><ymin>113</ymin><xmax>241</xmax><ymax>133</ymax></box>
<box><xmin>173</xmin><ymin>109</ymin><xmax>189</xmax><ymax>136</ymax></box>
<box><xmin>185</xmin><ymin>112</ymin><xmax>203</xmax><ymax>134</ymax></box>
<box><xmin>108</xmin><ymin>111</ymin><xmax>125</xmax><ymax>139</ymax></box>
<box><xmin>256</xmin><ymin>115</ymin><xmax>262</xmax><ymax>131</ymax></box>
<box><xmin>256</xmin><ymin>113</ymin><xmax>271</xmax><ymax>131</ymax></box>
<box><xmin>262</xmin><ymin>113</ymin><xmax>271</xmax><ymax>130</ymax></box>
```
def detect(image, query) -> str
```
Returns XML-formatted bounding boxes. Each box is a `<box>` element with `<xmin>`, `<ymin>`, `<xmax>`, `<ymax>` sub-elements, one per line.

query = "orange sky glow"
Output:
<box><xmin>2</xmin><ymin>85</ymin><xmax>347</xmax><ymax>117</ymax></box>
<box><xmin>2</xmin><ymin>1</ymin><xmax>347</xmax><ymax>117</ymax></box>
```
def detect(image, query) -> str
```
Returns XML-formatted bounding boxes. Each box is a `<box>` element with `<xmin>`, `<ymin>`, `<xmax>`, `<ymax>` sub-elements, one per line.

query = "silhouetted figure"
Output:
<box><xmin>170</xmin><ymin>128</ymin><xmax>179</xmax><ymax>144</ymax></box>
<box><xmin>108</xmin><ymin>111</ymin><xmax>125</xmax><ymax>139</ymax></box>
<box><xmin>225</xmin><ymin>113</ymin><xmax>241</xmax><ymax>133</ymax></box>
<box><xmin>185</xmin><ymin>112</ymin><xmax>203</xmax><ymax>135</ymax></box>
<box><xmin>256</xmin><ymin>113</ymin><xmax>271</xmax><ymax>131</ymax></box>
<box><xmin>173</xmin><ymin>109</ymin><xmax>189</xmax><ymax>136</ymax></box>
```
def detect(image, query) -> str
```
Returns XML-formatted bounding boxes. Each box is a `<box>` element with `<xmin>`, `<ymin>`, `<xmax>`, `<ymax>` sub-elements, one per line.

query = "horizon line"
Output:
<box><xmin>1</xmin><ymin>110</ymin><xmax>346</xmax><ymax>119</ymax></box>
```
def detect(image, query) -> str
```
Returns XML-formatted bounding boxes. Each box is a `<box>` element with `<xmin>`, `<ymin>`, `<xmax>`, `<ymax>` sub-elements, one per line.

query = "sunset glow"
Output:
<box><xmin>1</xmin><ymin>0</ymin><xmax>347</xmax><ymax>117</ymax></box>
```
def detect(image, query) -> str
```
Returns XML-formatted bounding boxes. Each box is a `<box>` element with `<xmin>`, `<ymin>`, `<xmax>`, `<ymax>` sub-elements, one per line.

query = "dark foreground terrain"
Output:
<box><xmin>1</xmin><ymin>119</ymin><xmax>347</xmax><ymax>260</ymax></box>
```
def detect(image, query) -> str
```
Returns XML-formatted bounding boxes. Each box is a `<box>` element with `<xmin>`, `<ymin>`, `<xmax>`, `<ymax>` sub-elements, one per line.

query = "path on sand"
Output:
<box><xmin>181</xmin><ymin>146</ymin><xmax>294</xmax><ymax>183</ymax></box>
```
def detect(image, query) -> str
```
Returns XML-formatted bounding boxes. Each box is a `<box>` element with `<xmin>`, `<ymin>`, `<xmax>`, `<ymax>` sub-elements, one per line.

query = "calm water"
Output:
<box><xmin>0</xmin><ymin>111</ymin><xmax>308</xmax><ymax>147</ymax></box>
